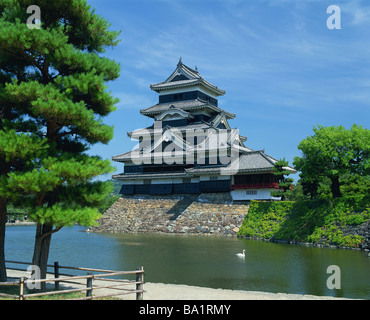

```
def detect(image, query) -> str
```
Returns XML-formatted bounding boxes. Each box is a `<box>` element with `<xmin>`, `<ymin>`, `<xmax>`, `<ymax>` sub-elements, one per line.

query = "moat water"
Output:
<box><xmin>5</xmin><ymin>224</ymin><xmax>370</xmax><ymax>299</ymax></box>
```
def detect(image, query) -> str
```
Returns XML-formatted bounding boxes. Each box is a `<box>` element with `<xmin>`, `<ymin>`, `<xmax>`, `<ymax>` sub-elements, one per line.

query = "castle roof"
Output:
<box><xmin>140</xmin><ymin>99</ymin><xmax>235</xmax><ymax>119</ymax></box>
<box><xmin>112</xmin><ymin>172</ymin><xmax>189</xmax><ymax>180</ymax></box>
<box><xmin>184</xmin><ymin>151</ymin><xmax>272</xmax><ymax>174</ymax></box>
<box><xmin>128</xmin><ymin>111</ymin><xmax>246</xmax><ymax>140</ymax></box>
<box><xmin>114</xmin><ymin>125</ymin><xmax>249</xmax><ymax>164</ymax></box>
<box><xmin>112</xmin><ymin>149</ymin><xmax>296</xmax><ymax>178</ymax></box>
<box><xmin>185</xmin><ymin>151</ymin><xmax>296</xmax><ymax>175</ymax></box>
<box><xmin>150</xmin><ymin>57</ymin><xmax>226</xmax><ymax>96</ymax></box>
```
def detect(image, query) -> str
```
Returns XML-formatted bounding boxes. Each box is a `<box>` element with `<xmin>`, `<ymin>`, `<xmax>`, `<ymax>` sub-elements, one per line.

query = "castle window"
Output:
<box><xmin>246</xmin><ymin>190</ymin><xmax>257</xmax><ymax>195</ymax></box>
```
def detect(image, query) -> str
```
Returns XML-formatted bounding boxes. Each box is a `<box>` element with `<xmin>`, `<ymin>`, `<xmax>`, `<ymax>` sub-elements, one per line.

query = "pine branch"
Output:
<box><xmin>39</xmin><ymin>226</ymin><xmax>63</xmax><ymax>241</ymax></box>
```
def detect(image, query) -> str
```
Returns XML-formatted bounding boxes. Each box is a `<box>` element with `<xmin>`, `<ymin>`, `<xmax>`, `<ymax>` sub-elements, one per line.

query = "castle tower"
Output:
<box><xmin>112</xmin><ymin>59</ymin><xmax>295</xmax><ymax>200</ymax></box>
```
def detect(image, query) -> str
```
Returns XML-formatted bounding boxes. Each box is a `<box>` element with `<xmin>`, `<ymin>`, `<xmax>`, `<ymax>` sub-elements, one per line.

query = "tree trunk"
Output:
<box><xmin>0</xmin><ymin>198</ymin><xmax>7</xmax><ymax>282</ymax></box>
<box><xmin>330</xmin><ymin>176</ymin><xmax>342</xmax><ymax>198</ymax></box>
<box><xmin>32</xmin><ymin>223</ymin><xmax>53</xmax><ymax>291</ymax></box>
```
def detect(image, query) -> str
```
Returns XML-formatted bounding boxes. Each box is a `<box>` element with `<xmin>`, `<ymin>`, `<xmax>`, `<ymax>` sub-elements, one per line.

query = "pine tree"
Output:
<box><xmin>0</xmin><ymin>46</ymin><xmax>48</xmax><ymax>281</ymax></box>
<box><xmin>0</xmin><ymin>127</ymin><xmax>47</xmax><ymax>281</ymax></box>
<box><xmin>0</xmin><ymin>0</ymin><xmax>120</xmax><ymax>287</ymax></box>
<box><xmin>270</xmin><ymin>158</ymin><xmax>294</xmax><ymax>201</ymax></box>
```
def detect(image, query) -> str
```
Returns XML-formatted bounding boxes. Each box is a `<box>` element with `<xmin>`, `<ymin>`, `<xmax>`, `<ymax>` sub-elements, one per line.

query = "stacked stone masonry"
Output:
<box><xmin>90</xmin><ymin>193</ymin><xmax>249</xmax><ymax>236</ymax></box>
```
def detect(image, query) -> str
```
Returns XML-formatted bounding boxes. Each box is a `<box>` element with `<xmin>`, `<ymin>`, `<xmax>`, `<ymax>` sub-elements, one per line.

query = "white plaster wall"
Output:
<box><xmin>151</xmin><ymin>179</ymin><xmax>173</xmax><ymax>185</ymax></box>
<box><xmin>158</xmin><ymin>86</ymin><xmax>218</xmax><ymax>99</ymax></box>
<box><xmin>122</xmin><ymin>180</ymin><xmax>134</xmax><ymax>185</ymax></box>
<box><xmin>230</xmin><ymin>189</ymin><xmax>281</xmax><ymax>201</ymax></box>
<box><xmin>217</xmin><ymin>175</ymin><xmax>231</xmax><ymax>181</ymax></box>
<box><xmin>200</xmin><ymin>175</ymin><xmax>211</xmax><ymax>181</ymax></box>
<box><xmin>172</xmin><ymin>178</ymin><xmax>183</xmax><ymax>184</ymax></box>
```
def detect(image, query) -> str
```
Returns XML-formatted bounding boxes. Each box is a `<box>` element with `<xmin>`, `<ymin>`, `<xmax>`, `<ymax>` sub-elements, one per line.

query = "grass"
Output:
<box><xmin>0</xmin><ymin>284</ymin><xmax>119</xmax><ymax>300</ymax></box>
<box><xmin>0</xmin><ymin>284</ymin><xmax>86</xmax><ymax>300</ymax></box>
<box><xmin>238</xmin><ymin>195</ymin><xmax>370</xmax><ymax>248</ymax></box>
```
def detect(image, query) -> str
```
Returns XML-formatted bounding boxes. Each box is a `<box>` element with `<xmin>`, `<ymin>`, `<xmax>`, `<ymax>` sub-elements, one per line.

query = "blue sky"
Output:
<box><xmin>86</xmin><ymin>0</ymin><xmax>370</xmax><ymax>180</ymax></box>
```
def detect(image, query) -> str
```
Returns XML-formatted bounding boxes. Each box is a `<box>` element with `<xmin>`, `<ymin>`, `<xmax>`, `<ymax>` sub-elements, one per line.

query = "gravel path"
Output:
<box><xmin>5</xmin><ymin>269</ymin><xmax>348</xmax><ymax>300</ymax></box>
<box><xmin>137</xmin><ymin>282</ymin><xmax>347</xmax><ymax>300</ymax></box>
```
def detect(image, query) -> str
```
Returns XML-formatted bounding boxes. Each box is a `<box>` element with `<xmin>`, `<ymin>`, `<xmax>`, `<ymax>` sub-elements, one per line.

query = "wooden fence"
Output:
<box><xmin>0</xmin><ymin>260</ymin><xmax>144</xmax><ymax>300</ymax></box>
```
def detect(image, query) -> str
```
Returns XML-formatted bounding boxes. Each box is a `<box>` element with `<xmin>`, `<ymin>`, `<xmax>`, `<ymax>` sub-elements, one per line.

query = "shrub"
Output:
<box><xmin>238</xmin><ymin>195</ymin><xmax>369</xmax><ymax>248</ymax></box>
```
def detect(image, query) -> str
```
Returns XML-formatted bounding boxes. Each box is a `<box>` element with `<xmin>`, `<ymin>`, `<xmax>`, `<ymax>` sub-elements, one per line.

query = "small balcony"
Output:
<box><xmin>231</xmin><ymin>182</ymin><xmax>279</xmax><ymax>190</ymax></box>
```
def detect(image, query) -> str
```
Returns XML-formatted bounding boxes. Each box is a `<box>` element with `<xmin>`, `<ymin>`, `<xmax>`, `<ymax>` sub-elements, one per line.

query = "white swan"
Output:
<box><xmin>236</xmin><ymin>249</ymin><xmax>246</xmax><ymax>259</ymax></box>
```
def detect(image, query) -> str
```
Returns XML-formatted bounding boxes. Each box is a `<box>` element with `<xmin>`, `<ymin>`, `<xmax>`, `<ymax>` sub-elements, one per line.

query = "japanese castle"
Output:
<box><xmin>112</xmin><ymin>59</ymin><xmax>295</xmax><ymax>200</ymax></box>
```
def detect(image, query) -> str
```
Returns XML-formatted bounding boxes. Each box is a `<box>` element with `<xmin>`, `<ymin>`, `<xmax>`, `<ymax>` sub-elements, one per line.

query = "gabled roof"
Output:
<box><xmin>150</xmin><ymin>128</ymin><xmax>190</xmax><ymax>153</ymax></box>
<box><xmin>185</xmin><ymin>150</ymin><xmax>296</xmax><ymax>175</ymax></box>
<box><xmin>140</xmin><ymin>99</ymin><xmax>235</xmax><ymax>119</ymax></box>
<box><xmin>127</xmin><ymin>122</ymin><xmax>211</xmax><ymax>139</ymax></box>
<box><xmin>112</xmin><ymin>144</ymin><xmax>296</xmax><ymax>177</ymax></box>
<box><xmin>112</xmin><ymin>172</ymin><xmax>190</xmax><ymax>180</ymax></box>
<box><xmin>150</xmin><ymin>58</ymin><xmax>226</xmax><ymax>96</ymax></box>
<box><xmin>115</xmin><ymin>128</ymin><xmax>246</xmax><ymax>163</ymax></box>
<box><xmin>154</xmin><ymin>106</ymin><xmax>194</xmax><ymax>121</ymax></box>
<box><xmin>128</xmin><ymin>112</ymin><xmax>237</xmax><ymax>138</ymax></box>
<box><xmin>210</xmin><ymin>112</ymin><xmax>232</xmax><ymax>130</ymax></box>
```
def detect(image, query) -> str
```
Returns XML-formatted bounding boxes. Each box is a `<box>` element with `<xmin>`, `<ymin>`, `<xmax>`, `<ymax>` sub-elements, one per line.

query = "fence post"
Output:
<box><xmin>54</xmin><ymin>261</ymin><xmax>59</xmax><ymax>290</ymax></box>
<box><xmin>86</xmin><ymin>273</ymin><xmax>93</xmax><ymax>299</ymax></box>
<box><xmin>19</xmin><ymin>277</ymin><xmax>25</xmax><ymax>300</ymax></box>
<box><xmin>136</xmin><ymin>266</ymin><xmax>144</xmax><ymax>300</ymax></box>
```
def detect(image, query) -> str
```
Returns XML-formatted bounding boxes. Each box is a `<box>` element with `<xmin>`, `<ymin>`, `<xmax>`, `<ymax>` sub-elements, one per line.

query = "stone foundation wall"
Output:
<box><xmin>89</xmin><ymin>193</ymin><xmax>249</xmax><ymax>236</ymax></box>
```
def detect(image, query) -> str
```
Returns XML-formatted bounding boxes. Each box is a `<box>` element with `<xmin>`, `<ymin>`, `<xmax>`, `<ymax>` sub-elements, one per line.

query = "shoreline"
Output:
<box><xmin>6</xmin><ymin>221</ymin><xmax>370</xmax><ymax>253</ymax></box>
<box><xmin>239</xmin><ymin>235</ymin><xmax>370</xmax><ymax>252</ymax></box>
<box><xmin>4</xmin><ymin>269</ymin><xmax>351</xmax><ymax>300</ymax></box>
<box><xmin>7</xmin><ymin>222</ymin><xmax>369</xmax><ymax>252</ymax></box>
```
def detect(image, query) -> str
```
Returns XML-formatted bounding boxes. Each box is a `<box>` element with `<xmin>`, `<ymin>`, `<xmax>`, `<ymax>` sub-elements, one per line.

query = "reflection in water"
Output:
<box><xmin>5</xmin><ymin>225</ymin><xmax>370</xmax><ymax>299</ymax></box>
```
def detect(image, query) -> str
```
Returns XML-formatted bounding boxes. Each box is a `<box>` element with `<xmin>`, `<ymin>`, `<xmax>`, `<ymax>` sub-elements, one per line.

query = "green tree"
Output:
<box><xmin>270</xmin><ymin>158</ymin><xmax>294</xmax><ymax>200</ymax></box>
<box><xmin>0</xmin><ymin>130</ymin><xmax>47</xmax><ymax>282</ymax></box>
<box><xmin>0</xmin><ymin>35</ymin><xmax>49</xmax><ymax>281</ymax></box>
<box><xmin>339</xmin><ymin>173</ymin><xmax>370</xmax><ymax>196</ymax></box>
<box><xmin>293</xmin><ymin>124</ymin><xmax>370</xmax><ymax>198</ymax></box>
<box><xmin>293</xmin><ymin>155</ymin><xmax>322</xmax><ymax>200</ymax></box>
<box><xmin>0</xmin><ymin>0</ymin><xmax>120</xmax><ymax>287</ymax></box>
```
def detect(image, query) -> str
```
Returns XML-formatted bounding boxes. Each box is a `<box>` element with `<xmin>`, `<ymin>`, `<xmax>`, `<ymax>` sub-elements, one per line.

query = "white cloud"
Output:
<box><xmin>341</xmin><ymin>0</ymin><xmax>370</xmax><ymax>25</ymax></box>
<box><xmin>114</xmin><ymin>92</ymin><xmax>155</xmax><ymax>110</ymax></box>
